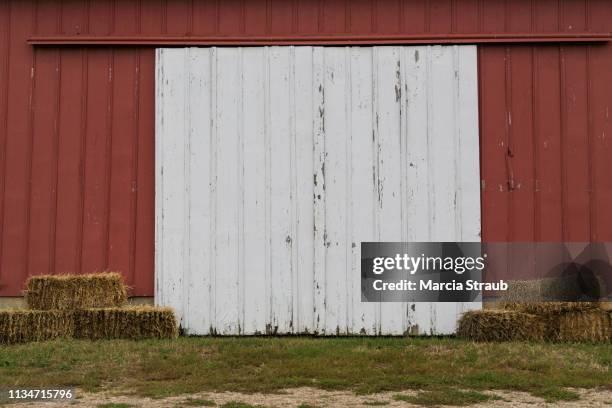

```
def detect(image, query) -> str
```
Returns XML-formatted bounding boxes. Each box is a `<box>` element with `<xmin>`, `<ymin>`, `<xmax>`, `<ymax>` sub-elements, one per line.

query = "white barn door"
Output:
<box><xmin>156</xmin><ymin>46</ymin><xmax>480</xmax><ymax>335</ymax></box>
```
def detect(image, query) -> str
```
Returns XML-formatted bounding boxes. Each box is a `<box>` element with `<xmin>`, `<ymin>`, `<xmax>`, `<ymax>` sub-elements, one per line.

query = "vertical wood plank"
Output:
<box><xmin>184</xmin><ymin>48</ymin><xmax>212</xmax><ymax>334</ymax></box>
<box><xmin>214</xmin><ymin>47</ymin><xmax>241</xmax><ymax>334</ymax></box>
<box><xmin>107</xmin><ymin>49</ymin><xmax>137</xmax><ymax>281</ymax></box>
<box><xmin>242</xmin><ymin>47</ymin><xmax>268</xmax><ymax>334</ymax></box>
<box><xmin>322</xmin><ymin>47</ymin><xmax>349</xmax><ymax>335</ymax></box>
<box><xmin>267</xmin><ymin>47</ymin><xmax>293</xmax><ymax>334</ymax></box>
<box><xmin>155</xmin><ymin>48</ymin><xmax>186</xmax><ymax>324</ymax></box>
<box><xmin>0</xmin><ymin>1</ymin><xmax>34</xmax><ymax>294</ymax></box>
<box><xmin>55</xmin><ymin>49</ymin><xmax>85</xmax><ymax>275</ymax></box>
<box><xmin>455</xmin><ymin>45</ymin><xmax>482</xmax><ymax>318</ymax></box>
<box><xmin>28</xmin><ymin>47</ymin><xmax>58</xmax><ymax>276</ymax></box>
<box><xmin>375</xmin><ymin>46</ymin><xmax>405</xmax><ymax>335</ymax></box>
<box><xmin>430</xmin><ymin>46</ymin><xmax>458</xmax><ymax>240</ymax></box>
<box><xmin>134</xmin><ymin>49</ymin><xmax>156</xmax><ymax>296</ymax></box>
<box><xmin>81</xmin><ymin>49</ymin><xmax>112</xmax><ymax>275</ymax></box>
<box><xmin>312</xmin><ymin>46</ymin><xmax>326</xmax><ymax>334</ymax></box>
<box><xmin>349</xmin><ymin>47</ymin><xmax>378</xmax><ymax>335</ymax></box>
<box><xmin>427</xmin><ymin>45</ymin><xmax>461</xmax><ymax>334</ymax></box>
<box><xmin>293</xmin><ymin>46</ymin><xmax>316</xmax><ymax>333</ymax></box>
<box><xmin>404</xmin><ymin>46</ymin><xmax>434</xmax><ymax>334</ymax></box>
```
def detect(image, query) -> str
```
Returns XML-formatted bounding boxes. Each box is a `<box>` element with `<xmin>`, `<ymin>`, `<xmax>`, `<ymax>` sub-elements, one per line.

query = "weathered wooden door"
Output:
<box><xmin>156</xmin><ymin>46</ymin><xmax>480</xmax><ymax>335</ymax></box>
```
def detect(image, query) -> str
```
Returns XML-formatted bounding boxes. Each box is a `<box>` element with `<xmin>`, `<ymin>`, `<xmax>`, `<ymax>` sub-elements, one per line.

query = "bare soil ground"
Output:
<box><xmin>5</xmin><ymin>387</ymin><xmax>612</xmax><ymax>408</ymax></box>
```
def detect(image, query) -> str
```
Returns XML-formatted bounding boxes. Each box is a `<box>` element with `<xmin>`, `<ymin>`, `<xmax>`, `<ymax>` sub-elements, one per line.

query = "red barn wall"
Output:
<box><xmin>0</xmin><ymin>0</ymin><xmax>611</xmax><ymax>296</ymax></box>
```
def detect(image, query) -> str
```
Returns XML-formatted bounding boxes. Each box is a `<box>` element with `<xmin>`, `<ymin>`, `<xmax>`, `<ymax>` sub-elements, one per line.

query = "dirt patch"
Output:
<box><xmin>4</xmin><ymin>387</ymin><xmax>611</xmax><ymax>407</ymax></box>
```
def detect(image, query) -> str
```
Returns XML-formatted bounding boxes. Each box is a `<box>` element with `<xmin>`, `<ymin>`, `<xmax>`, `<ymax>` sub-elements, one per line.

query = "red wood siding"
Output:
<box><xmin>480</xmin><ymin>1</ymin><xmax>612</xmax><ymax>244</ymax></box>
<box><xmin>0</xmin><ymin>1</ymin><xmax>156</xmax><ymax>296</ymax></box>
<box><xmin>0</xmin><ymin>0</ymin><xmax>611</xmax><ymax>296</ymax></box>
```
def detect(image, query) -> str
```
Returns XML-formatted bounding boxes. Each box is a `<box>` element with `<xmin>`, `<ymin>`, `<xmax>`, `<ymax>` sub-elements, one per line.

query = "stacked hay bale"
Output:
<box><xmin>496</xmin><ymin>276</ymin><xmax>586</xmax><ymax>304</ymax></box>
<box><xmin>74</xmin><ymin>306</ymin><xmax>178</xmax><ymax>340</ymax></box>
<box><xmin>0</xmin><ymin>273</ymin><xmax>177</xmax><ymax>344</ymax></box>
<box><xmin>504</xmin><ymin>301</ymin><xmax>610</xmax><ymax>342</ymax></box>
<box><xmin>458</xmin><ymin>302</ymin><xmax>610</xmax><ymax>343</ymax></box>
<box><xmin>25</xmin><ymin>273</ymin><xmax>128</xmax><ymax>310</ymax></box>
<box><xmin>0</xmin><ymin>310</ymin><xmax>74</xmax><ymax>344</ymax></box>
<box><xmin>458</xmin><ymin>276</ymin><xmax>611</xmax><ymax>343</ymax></box>
<box><xmin>556</xmin><ymin>308</ymin><xmax>611</xmax><ymax>343</ymax></box>
<box><xmin>456</xmin><ymin>310</ymin><xmax>546</xmax><ymax>342</ymax></box>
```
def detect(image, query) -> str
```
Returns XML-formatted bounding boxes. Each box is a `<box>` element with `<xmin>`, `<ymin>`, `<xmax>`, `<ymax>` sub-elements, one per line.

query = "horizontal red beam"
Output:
<box><xmin>29</xmin><ymin>32</ymin><xmax>612</xmax><ymax>46</ymax></box>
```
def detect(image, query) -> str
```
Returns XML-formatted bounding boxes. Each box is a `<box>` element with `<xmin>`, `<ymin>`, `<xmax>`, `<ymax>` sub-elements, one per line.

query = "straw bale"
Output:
<box><xmin>556</xmin><ymin>310</ymin><xmax>611</xmax><ymax>343</ymax></box>
<box><xmin>25</xmin><ymin>272</ymin><xmax>127</xmax><ymax>310</ymax></box>
<box><xmin>500</xmin><ymin>276</ymin><xmax>583</xmax><ymax>303</ymax></box>
<box><xmin>456</xmin><ymin>310</ymin><xmax>545</xmax><ymax>342</ymax></box>
<box><xmin>74</xmin><ymin>306</ymin><xmax>178</xmax><ymax>340</ymax></box>
<box><xmin>0</xmin><ymin>310</ymin><xmax>74</xmax><ymax>344</ymax></box>
<box><xmin>503</xmin><ymin>301</ymin><xmax>600</xmax><ymax>315</ymax></box>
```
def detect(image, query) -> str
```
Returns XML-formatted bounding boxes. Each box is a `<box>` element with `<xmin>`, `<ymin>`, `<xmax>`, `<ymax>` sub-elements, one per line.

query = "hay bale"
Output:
<box><xmin>24</xmin><ymin>272</ymin><xmax>128</xmax><ymax>310</ymax></box>
<box><xmin>502</xmin><ymin>302</ymin><xmax>610</xmax><ymax>342</ymax></box>
<box><xmin>0</xmin><ymin>310</ymin><xmax>74</xmax><ymax>344</ymax></box>
<box><xmin>457</xmin><ymin>310</ymin><xmax>545</xmax><ymax>342</ymax></box>
<box><xmin>500</xmin><ymin>276</ymin><xmax>583</xmax><ymax>303</ymax></box>
<box><xmin>503</xmin><ymin>301</ymin><xmax>600</xmax><ymax>315</ymax></box>
<box><xmin>74</xmin><ymin>307</ymin><xmax>178</xmax><ymax>340</ymax></box>
<box><xmin>557</xmin><ymin>310</ymin><xmax>611</xmax><ymax>343</ymax></box>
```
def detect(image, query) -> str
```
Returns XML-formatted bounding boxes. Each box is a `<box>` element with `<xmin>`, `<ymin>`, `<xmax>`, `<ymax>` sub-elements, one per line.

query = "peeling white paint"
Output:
<box><xmin>155</xmin><ymin>46</ymin><xmax>481</xmax><ymax>335</ymax></box>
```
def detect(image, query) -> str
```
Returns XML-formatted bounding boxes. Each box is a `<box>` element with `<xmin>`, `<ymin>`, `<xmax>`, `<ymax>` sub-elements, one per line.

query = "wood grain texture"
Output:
<box><xmin>156</xmin><ymin>46</ymin><xmax>480</xmax><ymax>335</ymax></box>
